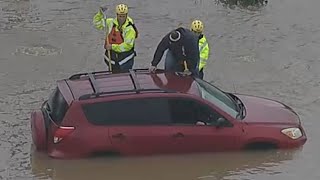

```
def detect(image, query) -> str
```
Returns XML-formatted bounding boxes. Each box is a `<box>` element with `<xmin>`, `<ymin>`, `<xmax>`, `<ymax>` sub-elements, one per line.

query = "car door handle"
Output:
<box><xmin>172</xmin><ymin>132</ymin><xmax>184</xmax><ymax>138</ymax></box>
<box><xmin>112</xmin><ymin>133</ymin><xmax>126</xmax><ymax>139</ymax></box>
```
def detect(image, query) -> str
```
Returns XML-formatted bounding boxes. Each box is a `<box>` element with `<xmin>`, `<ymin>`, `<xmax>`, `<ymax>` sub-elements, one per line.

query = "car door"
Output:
<box><xmin>168</xmin><ymin>98</ymin><xmax>243</xmax><ymax>153</ymax></box>
<box><xmin>106</xmin><ymin>97</ymin><xmax>176</xmax><ymax>155</ymax></box>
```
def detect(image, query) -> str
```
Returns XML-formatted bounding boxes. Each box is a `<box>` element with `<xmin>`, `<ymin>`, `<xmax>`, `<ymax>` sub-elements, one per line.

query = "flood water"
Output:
<box><xmin>0</xmin><ymin>0</ymin><xmax>320</xmax><ymax>179</ymax></box>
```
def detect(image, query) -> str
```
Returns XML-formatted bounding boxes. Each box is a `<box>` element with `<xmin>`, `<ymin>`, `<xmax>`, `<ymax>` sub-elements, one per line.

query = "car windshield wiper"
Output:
<box><xmin>236</xmin><ymin>102</ymin><xmax>241</xmax><ymax>119</ymax></box>
<box><xmin>232</xmin><ymin>95</ymin><xmax>244</xmax><ymax>119</ymax></box>
<box><xmin>236</xmin><ymin>99</ymin><xmax>246</xmax><ymax>119</ymax></box>
<box><xmin>226</xmin><ymin>93</ymin><xmax>242</xmax><ymax>114</ymax></box>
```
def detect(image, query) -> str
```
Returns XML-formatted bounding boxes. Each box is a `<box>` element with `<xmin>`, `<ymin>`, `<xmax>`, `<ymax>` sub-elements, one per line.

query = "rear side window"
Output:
<box><xmin>46</xmin><ymin>87</ymin><xmax>69</xmax><ymax>123</ymax></box>
<box><xmin>82</xmin><ymin>98</ymin><xmax>171</xmax><ymax>125</ymax></box>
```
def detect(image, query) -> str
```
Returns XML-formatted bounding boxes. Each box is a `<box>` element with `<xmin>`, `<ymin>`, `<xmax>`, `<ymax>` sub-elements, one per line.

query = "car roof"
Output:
<box><xmin>57</xmin><ymin>69</ymin><xmax>201</xmax><ymax>102</ymax></box>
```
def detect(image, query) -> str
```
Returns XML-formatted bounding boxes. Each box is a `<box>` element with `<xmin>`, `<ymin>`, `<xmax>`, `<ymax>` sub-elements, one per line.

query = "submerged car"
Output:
<box><xmin>30</xmin><ymin>69</ymin><xmax>307</xmax><ymax>159</ymax></box>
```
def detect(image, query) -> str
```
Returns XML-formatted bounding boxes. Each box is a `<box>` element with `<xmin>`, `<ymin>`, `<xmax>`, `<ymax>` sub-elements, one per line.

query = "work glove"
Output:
<box><xmin>149</xmin><ymin>65</ymin><xmax>157</xmax><ymax>73</ymax></box>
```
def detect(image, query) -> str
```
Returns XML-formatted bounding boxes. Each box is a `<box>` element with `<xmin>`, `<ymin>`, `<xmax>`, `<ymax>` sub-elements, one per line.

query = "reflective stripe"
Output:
<box><xmin>119</xmin><ymin>45</ymin><xmax>126</xmax><ymax>52</ymax></box>
<box><xmin>124</xmin><ymin>37</ymin><xmax>134</xmax><ymax>44</ymax></box>
<box><xmin>96</xmin><ymin>21</ymin><xmax>103</xmax><ymax>26</ymax></box>
<box><xmin>123</xmin><ymin>27</ymin><xmax>135</xmax><ymax>46</ymax></box>
<box><xmin>104</xmin><ymin>52</ymin><xmax>135</xmax><ymax>65</ymax></box>
<box><xmin>119</xmin><ymin>52</ymin><xmax>135</xmax><ymax>65</ymax></box>
<box><xmin>200</xmin><ymin>58</ymin><xmax>206</xmax><ymax>63</ymax></box>
<box><xmin>124</xmin><ymin>27</ymin><xmax>131</xmax><ymax>34</ymax></box>
<box><xmin>199</xmin><ymin>42</ymin><xmax>208</xmax><ymax>52</ymax></box>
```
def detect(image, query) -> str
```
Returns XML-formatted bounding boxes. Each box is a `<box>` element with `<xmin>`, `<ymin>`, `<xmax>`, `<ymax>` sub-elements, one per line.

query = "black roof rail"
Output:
<box><xmin>69</xmin><ymin>70</ymin><xmax>113</xmax><ymax>80</ymax></box>
<box><xmin>133</xmin><ymin>68</ymin><xmax>165</xmax><ymax>74</ymax></box>
<box><xmin>68</xmin><ymin>68</ymin><xmax>165</xmax><ymax>80</ymax></box>
<box><xmin>79</xmin><ymin>88</ymin><xmax>177</xmax><ymax>100</ymax></box>
<box><xmin>129</xmin><ymin>69</ymin><xmax>141</xmax><ymax>92</ymax></box>
<box><xmin>88</xmin><ymin>73</ymin><xmax>99</xmax><ymax>94</ymax></box>
<box><xmin>67</xmin><ymin>68</ymin><xmax>170</xmax><ymax>100</ymax></box>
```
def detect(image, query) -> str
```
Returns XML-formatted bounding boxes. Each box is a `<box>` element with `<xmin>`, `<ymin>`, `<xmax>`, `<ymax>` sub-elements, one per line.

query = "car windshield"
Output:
<box><xmin>196</xmin><ymin>79</ymin><xmax>238</xmax><ymax>118</ymax></box>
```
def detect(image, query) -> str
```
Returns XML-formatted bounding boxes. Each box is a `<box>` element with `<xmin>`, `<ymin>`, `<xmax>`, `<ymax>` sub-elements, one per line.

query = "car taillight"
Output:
<box><xmin>53</xmin><ymin>126</ymin><xmax>75</xmax><ymax>144</ymax></box>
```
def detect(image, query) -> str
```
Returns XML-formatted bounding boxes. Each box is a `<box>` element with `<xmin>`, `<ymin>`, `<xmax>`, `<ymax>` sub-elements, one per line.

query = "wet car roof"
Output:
<box><xmin>59</xmin><ymin>69</ymin><xmax>201</xmax><ymax>101</ymax></box>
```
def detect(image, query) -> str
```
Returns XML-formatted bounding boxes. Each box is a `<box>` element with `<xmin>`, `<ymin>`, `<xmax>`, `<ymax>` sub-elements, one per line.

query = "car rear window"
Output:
<box><xmin>46</xmin><ymin>87</ymin><xmax>69</xmax><ymax>123</ymax></box>
<box><xmin>82</xmin><ymin>98</ymin><xmax>171</xmax><ymax>125</ymax></box>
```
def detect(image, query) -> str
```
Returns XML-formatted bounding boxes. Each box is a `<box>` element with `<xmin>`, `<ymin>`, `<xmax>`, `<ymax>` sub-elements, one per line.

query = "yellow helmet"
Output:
<box><xmin>191</xmin><ymin>20</ymin><xmax>204</xmax><ymax>33</ymax></box>
<box><xmin>116</xmin><ymin>4</ymin><xmax>128</xmax><ymax>14</ymax></box>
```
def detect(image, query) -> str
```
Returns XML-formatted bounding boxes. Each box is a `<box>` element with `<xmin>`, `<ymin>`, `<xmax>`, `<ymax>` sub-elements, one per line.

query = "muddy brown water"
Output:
<box><xmin>0</xmin><ymin>0</ymin><xmax>320</xmax><ymax>179</ymax></box>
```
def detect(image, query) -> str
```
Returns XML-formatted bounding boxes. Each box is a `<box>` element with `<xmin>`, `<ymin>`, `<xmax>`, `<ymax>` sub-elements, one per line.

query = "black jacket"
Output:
<box><xmin>151</xmin><ymin>27</ymin><xmax>200</xmax><ymax>73</ymax></box>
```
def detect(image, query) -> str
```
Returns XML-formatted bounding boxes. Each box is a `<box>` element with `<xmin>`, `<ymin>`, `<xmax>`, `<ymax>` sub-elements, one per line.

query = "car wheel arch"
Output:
<box><xmin>244</xmin><ymin>138</ymin><xmax>279</xmax><ymax>150</ymax></box>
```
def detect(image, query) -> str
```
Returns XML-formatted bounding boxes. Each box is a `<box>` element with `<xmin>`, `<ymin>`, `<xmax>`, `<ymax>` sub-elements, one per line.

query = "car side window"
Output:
<box><xmin>196</xmin><ymin>102</ymin><xmax>223</xmax><ymax>126</ymax></box>
<box><xmin>82</xmin><ymin>98</ymin><xmax>171</xmax><ymax>125</ymax></box>
<box><xmin>168</xmin><ymin>98</ymin><xmax>224</xmax><ymax>126</ymax></box>
<box><xmin>168</xmin><ymin>98</ymin><xmax>197</xmax><ymax>125</ymax></box>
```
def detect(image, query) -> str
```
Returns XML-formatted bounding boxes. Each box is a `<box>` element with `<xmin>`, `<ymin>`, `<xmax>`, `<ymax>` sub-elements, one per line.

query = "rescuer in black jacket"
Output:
<box><xmin>149</xmin><ymin>27</ymin><xmax>200</xmax><ymax>76</ymax></box>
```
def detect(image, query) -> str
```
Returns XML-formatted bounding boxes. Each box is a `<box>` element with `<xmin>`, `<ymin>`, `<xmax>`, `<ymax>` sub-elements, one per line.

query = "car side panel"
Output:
<box><xmin>47</xmin><ymin>102</ymin><xmax>113</xmax><ymax>159</ymax></box>
<box><xmin>109</xmin><ymin>126</ymin><xmax>177</xmax><ymax>155</ymax></box>
<box><xmin>169</xmin><ymin>124</ymin><xmax>243</xmax><ymax>153</ymax></box>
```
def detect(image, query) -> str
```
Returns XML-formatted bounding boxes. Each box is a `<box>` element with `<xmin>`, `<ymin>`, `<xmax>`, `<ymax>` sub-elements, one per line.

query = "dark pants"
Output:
<box><xmin>199</xmin><ymin>68</ymin><xmax>204</xmax><ymax>79</ymax></box>
<box><xmin>104</xmin><ymin>58</ymin><xmax>134</xmax><ymax>73</ymax></box>
<box><xmin>165</xmin><ymin>50</ymin><xmax>182</xmax><ymax>72</ymax></box>
<box><xmin>165</xmin><ymin>50</ymin><xmax>199</xmax><ymax>77</ymax></box>
<box><xmin>104</xmin><ymin>50</ymin><xmax>135</xmax><ymax>73</ymax></box>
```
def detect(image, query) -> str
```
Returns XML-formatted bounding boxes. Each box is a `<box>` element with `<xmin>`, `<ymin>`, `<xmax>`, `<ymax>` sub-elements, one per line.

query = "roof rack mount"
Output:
<box><xmin>68</xmin><ymin>68</ymin><xmax>169</xmax><ymax>100</ymax></box>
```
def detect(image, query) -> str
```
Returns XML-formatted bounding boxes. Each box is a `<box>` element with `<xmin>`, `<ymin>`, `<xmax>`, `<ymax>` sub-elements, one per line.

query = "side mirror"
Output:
<box><xmin>216</xmin><ymin>117</ymin><xmax>227</xmax><ymax>128</ymax></box>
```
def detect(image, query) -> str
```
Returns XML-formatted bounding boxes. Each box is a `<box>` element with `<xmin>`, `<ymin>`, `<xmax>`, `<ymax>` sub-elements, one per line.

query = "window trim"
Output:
<box><xmin>80</xmin><ymin>95</ymin><xmax>234</xmax><ymax>127</ymax></box>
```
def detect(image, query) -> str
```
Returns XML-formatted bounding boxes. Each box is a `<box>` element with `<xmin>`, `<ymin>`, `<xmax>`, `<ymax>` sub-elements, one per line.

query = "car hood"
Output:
<box><xmin>235</xmin><ymin>94</ymin><xmax>300</xmax><ymax>125</ymax></box>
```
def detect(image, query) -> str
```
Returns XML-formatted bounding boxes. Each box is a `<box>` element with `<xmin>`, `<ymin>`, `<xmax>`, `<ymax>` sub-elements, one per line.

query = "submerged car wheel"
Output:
<box><xmin>245</xmin><ymin>142</ymin><xmax>278</xmax><ymax>151</ymax></box>
<box><xmin>31</xmin><ymin>110</ymin><xmax>48</xmax><ymax>151</ymax></box>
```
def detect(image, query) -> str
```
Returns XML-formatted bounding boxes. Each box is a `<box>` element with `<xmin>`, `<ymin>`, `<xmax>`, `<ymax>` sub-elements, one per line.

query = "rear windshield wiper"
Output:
<box><xmin>41</xmin><ymin>101</ymin><xmax>54</xmax><ymax>120</ymax></box>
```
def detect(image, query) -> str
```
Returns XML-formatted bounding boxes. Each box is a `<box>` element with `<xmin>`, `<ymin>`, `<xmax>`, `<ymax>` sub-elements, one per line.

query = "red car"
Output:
<box><xmin>30</xmin><ymin>69</ymin><xmax>307</xmax><ymax>159</ymax></box>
